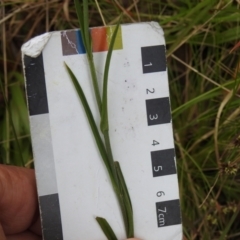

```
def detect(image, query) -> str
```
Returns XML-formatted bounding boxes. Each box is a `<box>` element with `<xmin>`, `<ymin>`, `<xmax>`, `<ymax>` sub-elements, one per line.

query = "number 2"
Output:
<box><xmin>146</xmin><ymin>88</ymin><xmax>155</xmax><ymax>94</ymax></box>
<box><xmin>152</xmin><ymin>140</ymin><xmax>159</xmax><ymax>146</ymax></box>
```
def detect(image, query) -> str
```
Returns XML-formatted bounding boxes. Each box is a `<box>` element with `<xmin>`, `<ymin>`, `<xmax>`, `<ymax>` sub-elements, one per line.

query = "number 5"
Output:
<box><xmin>154</xmin><ymin>166</ymin><xmax>162</xmax><ymax>172</ymax></box>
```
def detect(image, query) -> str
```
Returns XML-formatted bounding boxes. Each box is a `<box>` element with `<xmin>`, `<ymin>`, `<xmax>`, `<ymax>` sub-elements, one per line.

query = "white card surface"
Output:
<box><xmin>22</xmin><ymin>22</ymin><xmax>182</xmax><ymax>240</ymax></box>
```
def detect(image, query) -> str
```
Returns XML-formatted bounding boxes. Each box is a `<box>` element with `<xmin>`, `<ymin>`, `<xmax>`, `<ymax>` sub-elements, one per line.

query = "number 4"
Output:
<box><xmin>152</xmin><ymin>140</ymin><xmax>159</xmax><ymax>146</ymax></box>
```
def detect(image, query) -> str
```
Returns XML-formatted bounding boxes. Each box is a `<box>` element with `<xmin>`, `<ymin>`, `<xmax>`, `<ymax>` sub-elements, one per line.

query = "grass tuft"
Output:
<box><xmin>1</xmin><ymin>0</ymin><xmax>240</xmax><ymax>238</ymax></box>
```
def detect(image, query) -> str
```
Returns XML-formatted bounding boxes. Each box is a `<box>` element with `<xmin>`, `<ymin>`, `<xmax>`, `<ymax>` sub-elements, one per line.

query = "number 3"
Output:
<box><xmin>149</xmin><ymin>114</ymin><xmax>158</xmax><ymax>120</ymax></box>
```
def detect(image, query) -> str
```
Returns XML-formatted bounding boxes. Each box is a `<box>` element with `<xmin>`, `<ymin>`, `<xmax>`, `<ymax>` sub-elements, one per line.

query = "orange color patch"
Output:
<box><xmin>91</xmin><ymin>27</ymin><xmax>108</xmax><ymax>52</ymax></box>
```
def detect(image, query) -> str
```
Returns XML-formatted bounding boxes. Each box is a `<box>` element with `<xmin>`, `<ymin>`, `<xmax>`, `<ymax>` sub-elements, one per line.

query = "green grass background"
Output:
<box><xmin>0</xmin><ymin>0</ymin><xmax>240</xmax><ymax>239</ymax></box>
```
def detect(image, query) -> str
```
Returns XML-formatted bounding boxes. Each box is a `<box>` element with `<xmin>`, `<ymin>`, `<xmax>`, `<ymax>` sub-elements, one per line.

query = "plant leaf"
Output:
<box><xmin>100</xmin><ymin>17</ymin><xmax>122</xmax><ymax>133</ymax></box>
<box><xmin>64</xmin><ymin>62</ymin><xmax>113</xmax><ymax>178</ymax></box>
<box><xmin>96</xmin><ymin>217</ymin><xmax>118</xmax><ymax>240</ymax></box>
<box><xmin>83</xmin><ymin>0</ymin><xmax>91</xmax><ymax>53</ymax></box>
<box><xmin>115</xmin><ymin>161</ymin><xmax>134</xmax><ymax>238</ymax></box>
<box><xmin>0</xmin><ymin>79</ymin><xmax>25</xmax><ymax>166</ymax></box>
<box><xmin>74</xmin><ymin>0</ymin><xmax>84</xmax><ymax>36</ymax></box>
<box><xmin>74</xmin><ymin>0</ymin><xmax>102</xmax><ymax>113</ymax></box>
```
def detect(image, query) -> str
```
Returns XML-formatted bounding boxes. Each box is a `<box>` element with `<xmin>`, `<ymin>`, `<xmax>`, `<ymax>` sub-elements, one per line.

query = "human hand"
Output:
<box><xmin>0</xmin><ymin>165</ymin><xmax>41</xmax><ymax>240</ymax></box>
<box><xmin>0</xmin><ymin>165</ymin><xmax>141</xmax><ymax>240</ymax></box>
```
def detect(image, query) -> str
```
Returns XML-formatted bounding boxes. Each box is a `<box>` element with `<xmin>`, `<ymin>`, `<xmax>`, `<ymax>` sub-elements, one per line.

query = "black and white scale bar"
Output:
<box><xmin>24</xmin><ymin>54</ymin><xmax>63</xmax><ymax>240</ymax></box>
<box><xmin>141</xmin><ymin>43</ymin><xmax>181</xmax><ymax>230</ymax></box>
<box><xmin>24</xmin><ymin>54</ymin><xmax>49</xmax><ymax>116</ymax></box>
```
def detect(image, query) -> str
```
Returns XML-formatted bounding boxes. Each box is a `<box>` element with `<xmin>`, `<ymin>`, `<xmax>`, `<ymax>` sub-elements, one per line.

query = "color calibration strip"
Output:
<box><xmin>61</xmin><ymin>26</ymin><xmax>123</xmax><ymax>55</ymax></box>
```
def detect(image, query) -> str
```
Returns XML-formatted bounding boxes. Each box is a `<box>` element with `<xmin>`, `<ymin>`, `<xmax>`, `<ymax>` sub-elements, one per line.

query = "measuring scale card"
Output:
<box><xmin>22</xmin><ymin>22</ymin><xmax>182</xmax><ymax>240</ymax></box>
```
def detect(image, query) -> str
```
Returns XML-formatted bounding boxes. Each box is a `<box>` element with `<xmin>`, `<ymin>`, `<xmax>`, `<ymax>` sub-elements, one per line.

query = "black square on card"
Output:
<box><xmin>151</xmin><ymin>148</ymin><xmax>176</xmax><ymax>177</ymax></box>
<box><xmin>156</xmin><ymin>199</ymin><xmax>181</xmax><ymax>227</ymax></box>
<box><xmin>141</xmin><ymin>45</ymin><xmax>166</xmax><ymax>73</ymax></box>
<box><xmin>39</xmin><ymin>193</ymin><xmax>63</xmax><ymax>240</ymax></box>
<box><xmin>146</xmin><ymin>97</ymin><xmax>171</xmax><ymax>126</ymax></box>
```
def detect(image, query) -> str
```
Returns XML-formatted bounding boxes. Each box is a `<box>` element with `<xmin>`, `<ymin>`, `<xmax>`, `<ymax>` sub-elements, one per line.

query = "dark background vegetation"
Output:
<box><xmin>1</xmin><ymin>0</ymin><xmax>240</xmax><ymax>239</ymax></box>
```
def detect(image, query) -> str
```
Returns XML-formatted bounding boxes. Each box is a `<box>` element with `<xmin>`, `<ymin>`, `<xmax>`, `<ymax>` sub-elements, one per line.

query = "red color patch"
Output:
<box><xmin>91</xmin><ymin>27</ymin><xmax>108</xmax><ymax>52</ymax></box>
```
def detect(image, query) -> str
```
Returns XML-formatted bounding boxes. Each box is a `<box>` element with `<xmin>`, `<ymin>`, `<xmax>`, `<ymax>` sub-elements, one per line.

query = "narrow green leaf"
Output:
<box><xmin>100</xmin><ymin>17</ymin><xmax>122</xmax><ymax>133</ymax></box>
<box><xmin>88</xmin><ymin>58</ymin><xmax>102</xmax><ymax>113</ymax></box>
<box><xmin>96</xmin><ymin>217</ymin><xmax>118</xmax><ymax>240</ymax></box>
<box><xmin>0</xmin><ymin>79</ymin><xmax>25</xmax><ymax>167</ymax></box>
<box><xmin>74</xmin><ymin>0</ymin><xmax>89</xmax><ymax>53</ymax></box>
<box><xmin>64</xmin><ymin>63</ymin><xmax>112</xmax><ymax>176</ymax></box>
<box><xmin>74</xmin><ymin>0</ymin><xmax>84</xmax><ymax>32</ymax></box>
<box><xmin>83</xmin><ymin>0</ymin><xmax>90</xmax><ymax>53</ymax></box>
<box><xmin>70</xmin><ymin>4</ymin><xmax>134</xmax><ymax>239</ymax></box>
<box><xmin>219</xmin><ymin>206</ymin><xmax>240</xmax><ymax>240</ymax></box>
<box><xmin>74</xmin><ymin>0</ymin><xmax>102</xmax><ymax>113</ymax></box>
<box><xmin>74</xmin><ymin>0</ymin><xmax>83</xmax><ymax>29</ymax></box>
<box><xmin>115</xmin><ymin>161</ymin><xmax>132</xmax><ymax>210</ymax></box>
<box><xmin>115</xmin><ymin>161</ymin><xmax>134</xmax><ymax>238</ymax></box>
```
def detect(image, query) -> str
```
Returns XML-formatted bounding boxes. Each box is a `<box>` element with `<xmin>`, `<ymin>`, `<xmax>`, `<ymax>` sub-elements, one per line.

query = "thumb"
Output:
<box><xmin>0</xmin><ymin>225</ymin><xmax>6</xmax><ymax>240</ymax></box>
<box><xmin>127</xmin><ymin>239</ymin><xmax>142</xmax><ymax>240</ymax></box>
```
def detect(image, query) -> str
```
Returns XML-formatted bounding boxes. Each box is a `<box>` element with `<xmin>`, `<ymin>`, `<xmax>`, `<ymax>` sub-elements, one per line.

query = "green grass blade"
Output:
<box><xmin>115</xmin><ymin>161</ymin><xmax>134</xmax><ymax>238</ymax></box>
<box><xmin>74</xmin><ymin>0</ymin><xmax>84</xmax><ymax>32</ymax></box>
<box><xmin>83</xmin><ymin>0</ymin><xmax>90</xmax><ymax>53</ymax></box>
<box><xmin>74</xmin><ymin>0</ymin><xmax>102</xmax><ymax>113</ymax></box>
<box><xmin>219</xmin><ymin>206</ymin><xmax>239</xmax><ymax>240</ymax></box>
<box><xmin>88</xmin><ymin>58</ymin><xmax>102</xmax><ymax>113</ymax></box>
<box><xmin>172</xmin><ymin>79</ymin><xmax>240</xmax><ymax>118</ymax></box>
<box><xmin>74</xmin><ymin>0</ymin><xmax>85</xmax><ymax>34</ymax></box>
<box><xmin>100</xmin><ymin>18</ymin><xmax>121</xmax><ymax>133</ymax></box>
<box><xmin>64</xmin><ymin>63</ymin><xmax>112</xmax><ymax>176</ymax></box>
<box><xmin>0</xmin><ymin>79</ymin><xmax>25</xmax><ymax>166</ymax></box>
<box><xmin>115</xmin><ymin>162</ymin><xmax>132</xmax><ymax>210</ymax></box>
<box><xmin>74</xmin><ymin>0</ymin><xmax>89</xmax><ymax>64</ymax></box>
<box><xmin>96</xmin><ymin>217</ymin><xmax>118</xmax><ymax>240</ymax></box>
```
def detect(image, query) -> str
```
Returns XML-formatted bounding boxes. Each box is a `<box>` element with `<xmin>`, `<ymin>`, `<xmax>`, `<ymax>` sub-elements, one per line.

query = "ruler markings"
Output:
<box><xmin>141</xmin><ymin>43</ymin><xmax>181</xmax><ymax>230</ymax></box>
<box><xmin>24</xmin><ymin>53</ymin><xmax>63</xmax><ymax>240</ymax></box>
<box><xmin>24</xmin><ymin>54</ymin><xmax>49</xmax><ymax>116</ymax></box>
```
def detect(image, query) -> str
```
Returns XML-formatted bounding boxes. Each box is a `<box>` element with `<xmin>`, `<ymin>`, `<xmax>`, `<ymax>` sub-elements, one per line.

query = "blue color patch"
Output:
<box><xmin>76</xmin><ymin>30</ymin><xmax>86</xmax><ymax>54</ymax></box>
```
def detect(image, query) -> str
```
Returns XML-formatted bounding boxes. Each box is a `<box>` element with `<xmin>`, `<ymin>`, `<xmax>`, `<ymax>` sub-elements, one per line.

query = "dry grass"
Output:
<box><xmin>1</xmin><ymin>0</ymin><xmax>240</xmax><ymax>239</ymax></box>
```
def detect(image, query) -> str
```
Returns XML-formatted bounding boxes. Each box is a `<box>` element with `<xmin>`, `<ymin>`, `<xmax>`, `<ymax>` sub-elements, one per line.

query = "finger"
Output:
<box><xmin>6</xmin><ymin>231</ymin><xmax>42</xmax><ymax>240</ymax></box>
<box><xmin>0</xmin><ymin>224</ymin><xmax>6</xmax><ymax>240</ymax></box>
<box><xmin>127</xmin><ymin>239</ymin><xmax>142</xmax><ymax>240</ymax></box>
<box><xmin>0</xmin><ymin>165</ymin><xmax>41</xmax><ymax>235</ymax></box>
